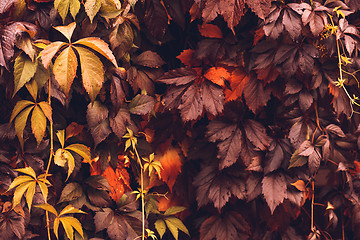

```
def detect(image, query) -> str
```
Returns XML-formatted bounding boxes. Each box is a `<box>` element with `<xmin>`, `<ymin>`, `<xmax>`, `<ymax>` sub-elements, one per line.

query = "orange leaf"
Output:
<box><xmin>354</xmin><ymin>161</ymin><xmax>360</xmax><ymax>173</ymax></box>
<box><xmin>328</xmin><ymin>83</ymin><xmax>339</xmax><ymax>98</ymax></box>
<box><xmin>290</xmin><ymin>180</ymin><xmax>306</xmax><ymax>192</ymax></box>
<box><xmin>198</xmin><ymin>24</ymin><xmax>223</xmax><ymax>38</ymax></box>
<box><xmin>203</xmin><ymin>67</ymin><xmax>230</xmax><ymax>87</ymax></box>
<box><xmin>90</xmin><ymin>156</ymin><xmax>131</xmax><ymax>202</ymax></box>
<box><xmin>253</xmin><ymin>27</ymin><xmax>265</xmax><ymax>46</ymax></box>
<box><xmin>177</xmin><ymin>49</ymin><xmax>195</xmax><ymax>67</ymax></box>
<box><xmin>159</xmin><ymin>148</ymin><xmax>182</xmax><ymax>191</ymax></box>
<box><xmin>225</xmin><ymin>69</ymin><xmax>250</xmax><ymax>102</ymax></box>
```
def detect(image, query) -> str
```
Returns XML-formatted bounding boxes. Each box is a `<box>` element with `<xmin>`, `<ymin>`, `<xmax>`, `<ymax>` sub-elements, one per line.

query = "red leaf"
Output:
<box><xmin>243</xmin><ymin>119</ymin><xmax>270</xmax><ymax>151</ymax></box>
<box><xmin>144</xmin><ymin>0</ymin><xmax>168</xmax><ymax>40</ymax></box>
<box><xmin>262</xmin><ymin>172</ymin><xmax>287</xmax><ymax>214</ymax></box>
<box><xmin>198</xmin><ymin>24</ymin><xmax>223</xmax><ymax>38</ymax></box>
<box><xmin>65</xmin><ymin>122</ymin><xmax>84</xmax><ymax>141</ymax></box>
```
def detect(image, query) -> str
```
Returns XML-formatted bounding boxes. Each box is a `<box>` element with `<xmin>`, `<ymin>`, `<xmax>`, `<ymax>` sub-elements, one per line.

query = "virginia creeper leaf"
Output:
<box><xmin>262</xmin><ymin>172</ymin><xmax>287</xmax><ymax>214</ymax></box>
<box><xmin>30</xmin><ymin>105</ymin><xmax>47</xmax><ymax>146</ymax></box>
<box><xmin>13</xmin><ymin>53</ymin><xmax>38</xmax><ymax>97</ymax></box>
<box><xmin>84</xmin><ymin>0</ymin><xmax>101</xmax><ymax>23</ymax></box>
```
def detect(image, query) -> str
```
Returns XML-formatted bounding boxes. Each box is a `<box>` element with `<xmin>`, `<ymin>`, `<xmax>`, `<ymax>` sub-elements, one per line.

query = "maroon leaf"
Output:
<box><xmin>299</xmin><ymin>89</ymin><xmax>314</xmax><ymax>111</ymax></box>
<box><xmin>326</xmin><ymin>124</ymin><xmax>346</xmax><ymax>138</ymax></box>
<box><xmin>219</xmin><ymin>0</ymin><xmax>245</xmax><ymax>33</ymax></box>
<box><xmin>127</xmin><ymin>67</ymin><xmax>155</xmax><ymax>95</ymax></box>
<box><xmin>144</xmin><ymin>0</ymin><xmax>168</xmax><ymax>40</ymax></box>
<box><xmin>200</xmin><ymin>210</ymin><xmax>250</xmax><ymax>240</ymax></box>
<box><xmin>243</xmin><ymin>119</ymin><xmax>270</xmax><ymax>151</ymax></box>
<box><xmin>264</xmin><ymin>139</ymin><xmax>291</xmax><ymax>174</ymax></box>
<box><xmin>308</xmin><ymin>149</ymin><xmax>321</xmax><ymax>175</ymax></box>
<box><xmin>0</xmin><ymin>22</ymin><xmax>37</xmax><ymax>69</ymax></box>
<box><xmin>109</xmin><ymin>108</ymin><xmax>131</xmax><ymax>139</ymax></box>
<box><xmin>193</xmin><ymin>165</ymin><xmax>246</xmax><ymax>211</ymax></box>
<box><xmin>87</xmin><ymin>101</ymin><xmax>111</xmax><ymax>146</ymax></box>
<box><xmin>243</xmin><ymin>76</ymin><xmax>270</xmax><ymax>113</ymax></box>
<box><xmin>262</xmin><ymin>172</ymin><xmax>287</xmax><ymax>214</ymax></box>
<box><xmin>298</xmin><ymin>140</ymin><xmax>314</xmax><ymax>156</ymax></box>
<box><xmin>157</xmin><ymin>67</ymin><xmax>197</xmax><ymax>86</ymax></box>
<box><xmin>0</xmin><ymin>0</ymin><xmax>16</xmax><ymax>14</ymax></box>
<box><xmin>0</xmin><ymin>209</ymin><xmax>25</xmax><ymax>239</ymax></box>
<box><xmin>110</xmin><ymin>69</ymin><xmax>127</xmax><ymax>111</ymax></box>
<box><xmin>133</xmin><ymin>51</ymin><xmax>165</xmax><ymax>68</ymax></box>
<box><xmin>245</xmin><ymin>0</ymin><xmax>271</xmax><ymax>20</ymax></box>
<box><xmin>246</xmin><ymin>174</ymin><xmax>262</xmax><ymax>201</ymax></box>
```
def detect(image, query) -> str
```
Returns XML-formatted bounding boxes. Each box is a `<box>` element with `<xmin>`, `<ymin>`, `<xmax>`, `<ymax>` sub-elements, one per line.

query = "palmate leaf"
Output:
<box><xmin>262</xmin><ymin>172</ymin><xmax>287</xmax><ymax>214</ymax></box>
<box><xmin>8</xmin><ymin>167</ymin><xmax>50</xmax><ymax>211</ymax></box>
<box><xmin>84</xmin><ymin>0</ymin><xmax>101</xmax><ymax>23</ymax></box>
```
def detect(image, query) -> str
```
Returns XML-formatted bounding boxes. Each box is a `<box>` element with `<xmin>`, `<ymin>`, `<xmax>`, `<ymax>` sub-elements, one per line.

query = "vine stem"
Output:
<box><xmin>44</xmin><ymin>77</ymin><xmax>54</xmax><ymax>240</ymax></box>
<box><xmin>134</xmin><ymin>147</ymin><xmax>145</xmax><ymax>240</ymax></box>
<box><xmin>311</xmin><ymin>180</ymin><xmax>315</xmax><ymax>232</ymax></box>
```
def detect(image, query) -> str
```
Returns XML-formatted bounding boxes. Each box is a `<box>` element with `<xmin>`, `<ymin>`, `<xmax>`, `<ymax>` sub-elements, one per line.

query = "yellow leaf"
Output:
<box><xmin>164</xmin><ymin>217</ymin><xmax>190</xmax><ymax>240</ymax></box>
<box><xmin>13</xmin><ymin>181</ymin><xmax>33</xmax><ymax>207</ymax></box>
<box><xmin>33</xmin><ymin>59</ymin><xmax>50</xmax><ymax>90</ymax></box>
<box><xmin>155</xmin><ymin>219</ymin><xmax>166</xmax><ymax>239</ymax></box>
<box><xmin>37</xmin><ymin>181</ymin><xmax>49</xmax><ymax>203</ymax></box>
<box><xmin>54</xmin><ymin>149</ymin><xmax>75</xmax><ymax>180</ymax></box>
<box><xmin>38</xmin><ymin>101</ymin><xmax>53</xmax><ymax>123</ymax></box>
<box><xmin>35</xmin><ymin>203</ymin><xmax>58</xmax><ymax>216</ymax></box>
<box><xmin>59</xmin><ymin>205</ymin><xmax>86</xmax><ymax>216</ymax></box>
<box><xmin>164</xmin><ymin>206</ymin><xmax>186</xmax><ymax>216</ymax></box>
<box><xmin>74</xmin><ymin>46</ymin><xmax>105</xmax><ymax>102</ymax></box>
<box><xmin>41</xmin><ymin>41</ymin><xmax>67</xmax><ymax>69</ymax></box>
<box><xmin>54</xmin><ymin>0</ymin><xmax>80</xmax><ymax>23</ymax></box>
<box><xmin>53</xmin><ymin>46</ymin><xmax>78</xmax><ymax>97</ymax></box>
<box><xmin>54</xmin><ymin>149</ymin><xmax>68</xmax><ymax>167</ymax></box>
<box><xmin>7</xmin><ymin>175</ymin><xmax>33</xmax><ymax>191</ymax></box>
<box><xmin>84</xmin><ymin>0</ymin><xmax>102</xmax><ymax>23</ymax></box>
<box><xmin>10</xmin><ymin>100</ymin><xmax>34</xmax><ymax>123</ymax></box>
<box><xmin>25</xmin><ymin>182</ymin><xmax>36</xmax><ymax>211</ymax></box>
<box><xmin>14</xmin><ymin>106</ymin><xmax>34</xmax><ymax>150</ymax></box>
<box><xmin>54</xmin><ymin>217</ymin><xmax>60</xmax><ymax>239</ymax></box>
<box><xmin>15</xmin><ymin>167</ymin><xmax>37</xmax><ymax>179</ymax></box>
<box><xmin>16</xmin><ymin>37</ymin><xmax>36</xmax><ymax>61</ymax></box>
<box><xmin>65</xmin><ymin>144</ymin><xmax>91</xmax><ymax>163</ymax></box>
<box><xmin>31</xmin><ymin>105</ymin><xmax>47</xmax><ymax>146</ymax></box>
<box><xmin>74</xmin><ymin>37</ymin><xmax>118</xmax><ymax>67</ymax></box>
<box><xmin>67</xmin><ymin>153</ymin><xmax>75</xmax><ymax>181</ymax></box>
<box><xmin>25</xmin><ymin>79</ymin><xmax>38</xmax><ymax>101</ymax></box>
<box><xmin>56</xmin><ymin>130</ymin><xmax>66</xmax><ymax>148</ymax></box>
<box><xmin>60</xmin><ymin>216</ymin><xmax>84</xmax><ymax>239</ymax></box>
<box><xmin>99</xmin><ymin>0</ymin><xmax>121</xmax><ymax>18</ymax></box>
<box><xmin>13</xmin><ymin>53</ymin><xmax>38</xmax><ymax>97</ymax></box>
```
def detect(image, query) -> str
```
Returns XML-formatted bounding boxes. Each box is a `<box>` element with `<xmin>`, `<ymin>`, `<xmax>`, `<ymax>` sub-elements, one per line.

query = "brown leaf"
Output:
<box><xmin>198</xmin><ymin>24</ymin><xmax>223</xmax><ymax>38</ymax></box>
<box><xmin>203</xmin><ymin>67</ymin><xmax>230</xmax><ymax>87</ymax></box>
<box><xmin>158</xmin><ymin>148</ymin><xmax>182</xmax><ymax>191</ymax></box>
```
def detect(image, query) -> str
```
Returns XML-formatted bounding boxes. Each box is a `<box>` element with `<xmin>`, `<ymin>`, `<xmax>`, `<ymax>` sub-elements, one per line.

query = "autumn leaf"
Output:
<box><xmin>54</xmin><ymin>0</ymin><xmax>81</xmax><ymax>23</ymax></box>
<box><xmin>224</xmin><ymin>68</ymin><xmax>250</xmax><ymax>102</ymax></box>
<box><xmin>13</xmin><ymin>53</ymin><xmax>37</xmax><ymax>97</ymax></box>
<box><xmin>262</xmin><ymin>172</ymin><xmax>287</xmax><ymax>214</ymax></box>
<box><xmin>203</xmin><ymin>67</ymin><xmax>230</xmax><ymax>87</ymax></box>
<box><xmin>157</xmin><ymin>148</ymin><xmax>182</xmax><ymax>191</ymax></box>
<box><xmin>198</xmin><ymin>24</ymin><xmax>223</xmax><ymax>38</ymax></box>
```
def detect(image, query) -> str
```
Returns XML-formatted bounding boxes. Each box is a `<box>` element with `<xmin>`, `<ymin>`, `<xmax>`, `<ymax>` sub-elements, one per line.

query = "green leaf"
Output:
<box><xmin>31</xmin><ymin>105</ymin><xmax>47</xmax><ymax>146</ymax></box>
<box><xmin>74</xmin><ymin>46</ymin><xmax>105</xmax><ymax>102</ymax></box>
<box><xmin>41</xmin><ymin>41</ymin><xmax>67</xmax><ymax>69</ymax></box>
<box><xmin>25</xmin><ymin>182</ymin><xmax>36</xmax><ymax>211</ymax></box>
<box><xmin>84</xmin><ymin>0</ymin><xmax>101</xmax><ymax>23</ymax></box>
<box><xmin>129</xmin><ymin>94</ymin><xmax>155</xmax><ymax>115</ymax></box>
<box><xmin>164</xmin><ymin>206</ymin><xmax>186</xmax><ymax>216</ymax></box>
<box><xmin>35</xmin><ymin>203</ymin><xmax>58</xmax><ymax>216</ymax></box>
<box><xmin>38</xmin><ymin>101</ymin><xmax>53</xmax><ymax>123</ymax></box>
<box><xmin>58</xmin><ymin>182</ymin><xmax>83</xmax><ymax>203</ymax></box>
<box><xmin>54</xmin><ymin>0</ymin><xmax>80</xmax><ymax>23</ymax></box>
<box><xmin>15</xmin><ymin>167</ymin><xmax>37</xmax><ymax>179</ymax></box>
<box><xmin>155</xmin><ymin>219</ymin><xmax>166</xmax><ymax>239</ymax></box>
<box><xmin>14</xmin><ymin>106</ymin><xmax>34</xmax><ymax>150</ymax></box>
<box><xmin>74</xmin><ymin>37</ymin><xmax>118</xmax><ymax>67</ymax></box>
<box><xmin>53</xmin><ymin>46</ymin><xmax>78</xmax><ymax>97</ymax></box>
<box><xmin>13</xmin><ymin>53</ymin><xmax>38</xmax><ymax>97</ymax></box>
<box><xmin>65</xmin><ymin>144</ymin><xmax>91</xmax><ymax>163</ymax></box>
<box><xmin>59</xmin><ymin>205</ymin><xmax>86</xmax><ymax>216</ymax></box>
<box><xmin>10</xmin><ymin>100</ymin><xmax>34</xmax><ymax>123</ymax></box>
<box><xmin>164</xmin><ymin>217</ymin><xmax>190</xmax><ymax>240</ymax></box>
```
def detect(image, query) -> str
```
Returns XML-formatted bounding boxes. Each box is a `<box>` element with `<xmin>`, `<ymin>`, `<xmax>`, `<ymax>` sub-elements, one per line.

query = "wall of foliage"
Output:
<box><xmin>1</xmin><ymin>0</ymin><xmax>360</xmax><ymax>239</ymax></box>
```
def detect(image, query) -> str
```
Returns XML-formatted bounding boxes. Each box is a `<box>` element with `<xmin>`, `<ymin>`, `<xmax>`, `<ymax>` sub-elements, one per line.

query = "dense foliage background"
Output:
<box><xmin>1</xmin><ymin>0</ymin><xmax>360</xmax><ymax>239</ymax></box>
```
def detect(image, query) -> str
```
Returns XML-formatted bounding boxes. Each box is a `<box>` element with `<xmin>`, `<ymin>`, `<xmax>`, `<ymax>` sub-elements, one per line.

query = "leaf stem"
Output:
<box><xmin>311</xmin><ymin>180</ymin><xmax>315</xmax><ymax>232</ymax></box>
<box><xmin>134</xmin><ymin>147</ymin><xmax>145</xmax><ymax>240</ymax></box>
